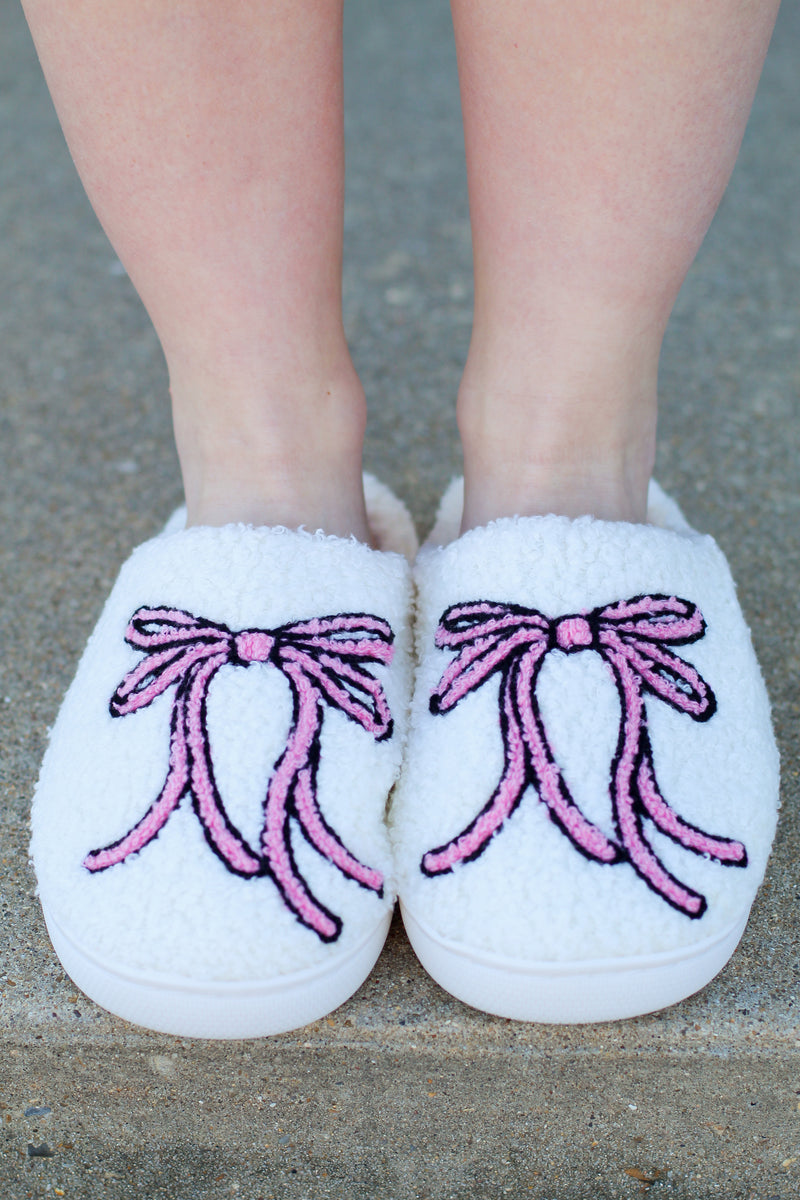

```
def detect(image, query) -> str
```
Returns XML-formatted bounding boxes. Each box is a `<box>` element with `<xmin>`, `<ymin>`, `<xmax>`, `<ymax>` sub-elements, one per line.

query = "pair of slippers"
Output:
<box><xmin>31</xmin><ymin>477</ymin><xmax>778</xmax><ymax>1037</ymax></box>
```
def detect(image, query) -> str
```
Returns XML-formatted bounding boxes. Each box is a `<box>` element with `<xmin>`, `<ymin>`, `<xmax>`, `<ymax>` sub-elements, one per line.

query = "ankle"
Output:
<box><xmin>183</xmin><ymin>460</ymin><xmax>371</xmax><ymax>542</ymax></box>
<box><xmin>457</xmin><ymin>379</ymin><xmax>656</xmax><ymax>532</ymax></box>
<box><xmin>460</xmin><ymin>457</ymin><xmax>653</xmax><ymax>533</ymax></box>
<box><xmin>173</xmin><ymin>367</ymin><xmax>372</xmax><ymax>542</ymax></box>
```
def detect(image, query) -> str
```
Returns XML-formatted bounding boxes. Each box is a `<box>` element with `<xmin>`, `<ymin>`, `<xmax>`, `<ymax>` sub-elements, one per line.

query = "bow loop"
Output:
<box><xmin>436</xmin><ymin>601</ymin><xmax>550</xmax><ymax>648</ymax></box>
<box><xmin>111</xmin><ymin>606</ymin><xmax>234</xmax><ymax>717</ymax></box>
<box><xmin>596</xmin><ymin>596</ymin><xmax>714</xmax><ymax>720</ymax></box>
<box><xmin>125</xmin><ymin>606</ymin><xmax>232</xmax><ymax>650</ymax></box>
<box><xmin>596</xmin><ymin>594</ymin><xmax>706</xmax><ymax>644</ymax></box>
<box><xmin>432</xmin><ymin>601</ymin><xmax>550</xmax><ymax>713</ymax></box>
<box><xmin>276</xmin><ymin>645</ymin><xmax>394</xmax><ymax>738</ymax></box>
<box><xmin>599</xmin><ymin>631</ymin><xmax>716</xmax><ymax>720</ymax></box>
<box><xmin>274</xmin><ymin>613</ymin><xmax>395</xmax><ymax>738</ymax></box>
<box><xmin>278</xmin><ymin>613</ymin><xmax>394</xmax><ymax>662</ymax></box>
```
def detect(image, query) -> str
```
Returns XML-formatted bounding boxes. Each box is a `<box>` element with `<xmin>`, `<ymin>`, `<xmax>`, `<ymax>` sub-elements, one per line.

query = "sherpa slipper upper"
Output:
<box><xmin>32</xmin><ymin>477</ymin><xmax>416</xmax><ymax>1038</ymax></box>
<box><xmin>391</xmin><ymin>481</ymin><xmax>778</xmax><ymax>1023</ymax></box>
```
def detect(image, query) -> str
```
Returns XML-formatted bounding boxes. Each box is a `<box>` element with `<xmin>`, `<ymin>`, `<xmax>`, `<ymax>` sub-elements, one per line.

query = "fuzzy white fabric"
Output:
<box><xmin>391</xmin><ymin>481</ymin><xmax>779</xmax><ymax>964</ymax></box>
<box><xmin>32</xmin><ymin>484</ymin><xmax>415</xmax><ymax>988</ymax></box>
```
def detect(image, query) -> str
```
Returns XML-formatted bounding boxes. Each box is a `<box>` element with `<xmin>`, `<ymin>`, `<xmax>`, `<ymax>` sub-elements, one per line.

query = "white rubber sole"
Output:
<box><xmin>43</xmin><ymin>903</ymin><xmax>392</xmax><ymax>1039</ymax></box>
<box><xmin>401</xmin><ymin>902</ymin><xmax>748</xmax><ymax>1024</ymax></box>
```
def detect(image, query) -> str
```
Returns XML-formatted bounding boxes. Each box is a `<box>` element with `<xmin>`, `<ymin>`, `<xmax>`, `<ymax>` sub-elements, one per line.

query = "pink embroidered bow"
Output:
<box><xmin>422</xmin><ymin>595</ymin><xmax>747</xmax><ymax>918</ymax></box>
<box><xmin>84</xmin><ymin>606</ymin><xmax>395</xmax><ymax>942</ymax></box>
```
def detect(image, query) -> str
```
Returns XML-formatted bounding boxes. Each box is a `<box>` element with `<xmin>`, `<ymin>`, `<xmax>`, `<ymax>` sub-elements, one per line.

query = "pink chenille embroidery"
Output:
<box><xmin>422</xmin><ymin>595</ymin><xmax>747</xmax><ymax>919</ymax></box>
<box><xmin>83</xmin><ymin>606</ymin><xmax>395</xmax><ymax>942</ymax></box>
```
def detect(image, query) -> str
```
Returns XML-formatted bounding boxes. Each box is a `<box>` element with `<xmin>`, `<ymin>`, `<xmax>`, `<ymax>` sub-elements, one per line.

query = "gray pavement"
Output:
<box><xmin>1</xmin><ymin>0</ymin><xmax>800</xmax><ymax>1196</ymax></box>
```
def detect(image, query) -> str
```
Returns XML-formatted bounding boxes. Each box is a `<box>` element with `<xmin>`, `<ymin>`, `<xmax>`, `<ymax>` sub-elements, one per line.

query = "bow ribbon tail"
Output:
<box><xmin>422</xmin><ymin>663</ymin><xmax>530</xmax><ymax>875</ymax></box>
<box><xmin>85</xmin><ymin>655</ymin><xmax>263</xmax><ymax>877</ymax></box>
<box><xmin>606</xmin><ymin>649</ymin><xmax>708</xmax><ymax>918</ymax></box>
<box><xmin>634</xmin><ymin>734</ymin><xmax>748</xmax><ymax>867</ymax></box>
<box><xmin>181</xmin><ymin>655</ymin><xmax>262</xmax><ymax>877</ymax></box>
<box><xmin>512</xmin><ymin>651</ymin><xmax>622</xmax><ymax>865</ymax></box>
<box><xmin>261</xmin><ymin>665</ymin><xmax>343</xmax><ymax>942</ymax></box>
<box><xmin>291</xmin><ymin>739</ymin><xmax>384</xmax><ymax>895</ymax></box>
<box><xmin>83</xmin><ymin>697</ymin><xmax>191</xmax><ymax>872</ymax></box>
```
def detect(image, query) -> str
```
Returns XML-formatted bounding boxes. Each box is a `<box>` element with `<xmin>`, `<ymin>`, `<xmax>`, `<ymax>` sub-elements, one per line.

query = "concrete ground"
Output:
<box><xmin>1</xmin><ymin>1</ymin><xmax>799</xmax><ymax>1196</ymax></box>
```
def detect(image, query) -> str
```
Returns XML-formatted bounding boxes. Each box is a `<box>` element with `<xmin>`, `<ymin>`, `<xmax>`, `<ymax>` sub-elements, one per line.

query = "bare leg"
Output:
<box><xmin>21</xmin><ymin>1</ymin><xmax>369</xmax><ymax>539</ymax></box>
<box><xmin>451</xmin><ymin>0</ymin><xmax>780</xmax><ymax>530</ymax></box>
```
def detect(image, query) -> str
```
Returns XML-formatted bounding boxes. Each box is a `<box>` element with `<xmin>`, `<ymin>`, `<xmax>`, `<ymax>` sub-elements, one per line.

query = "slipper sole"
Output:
<box><xmin>401</xmin><ymin>901</ymin><xmax>748</xmax><ymax>1024</ymax></box>
<box><xmin>43</xmin><ymin>902</ymin><xmax>391</xmax><ymax>1039</ymax></box>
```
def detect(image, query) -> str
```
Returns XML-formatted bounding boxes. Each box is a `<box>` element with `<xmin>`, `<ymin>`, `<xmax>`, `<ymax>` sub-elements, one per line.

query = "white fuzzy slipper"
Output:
<box><xmin>32</xmin><ymin>477</ymin><xmax>416</xmax><ymax>1038</ymax></box>
<box><xmin>391</xmin><ymin>480</ymin><xmax>778</xmax><ymax>1023</ymax></box>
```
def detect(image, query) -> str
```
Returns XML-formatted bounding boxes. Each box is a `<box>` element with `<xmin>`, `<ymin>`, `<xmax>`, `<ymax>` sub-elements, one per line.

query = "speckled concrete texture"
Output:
<box><xmin>1</xmin><ymin>0</ymin><xmax>800</xmax><ymax>1197</ymax></box>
